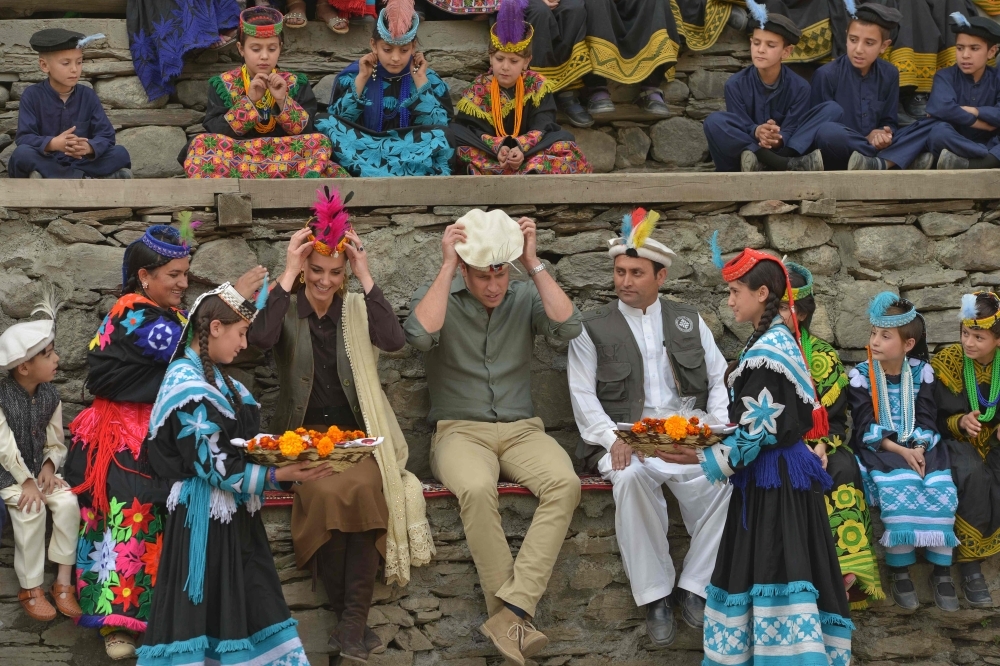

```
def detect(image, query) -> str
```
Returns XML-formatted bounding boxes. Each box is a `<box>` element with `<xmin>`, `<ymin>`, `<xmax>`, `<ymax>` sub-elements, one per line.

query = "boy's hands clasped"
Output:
<box><xmin>47</xmin><ymin>126</ymin><xmax>94</xmax><ymax>158</ymax></box>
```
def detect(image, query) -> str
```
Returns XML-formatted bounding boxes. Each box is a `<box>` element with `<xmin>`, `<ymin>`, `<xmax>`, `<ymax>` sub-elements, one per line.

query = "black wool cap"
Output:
<box><xmin>951</xmin><ymin>14</ymin><xmax>1000</xmax><ymax>46</ymax></box>
<box><xmin>854</xmin><ymin>3</ymin><xmax>902</xmax><ymax>31</ymax></box>
<box><xmin>761</xmin><ymin>13</ymin><xmax>802</xmax><ymax>46</ymax></box>
<box><xmin>29</xmin><ymin>28</ymin><xmax>85</xmax><ymax>53</ymax></box>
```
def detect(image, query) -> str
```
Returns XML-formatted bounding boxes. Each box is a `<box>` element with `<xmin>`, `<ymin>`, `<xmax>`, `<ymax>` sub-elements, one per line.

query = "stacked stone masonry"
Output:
<box><xmin>3</xmin><ymin>197</ymin><xmax>1000</xmax><ymax>664</ymax></box>
<box><xmin>0</xmin><ymin>19</ymin><xmax>752</xmax><ymax>176</ymax></box>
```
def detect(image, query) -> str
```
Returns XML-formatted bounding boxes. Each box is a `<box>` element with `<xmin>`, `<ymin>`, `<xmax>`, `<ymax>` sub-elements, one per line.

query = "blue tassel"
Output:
<box><xmin>179</xmin><ymin>478</ymin><xmax>211</xmax><ymax>604</ymax></box>
<box><xmin>746</xmin><ymin>0</ymin><xmax>768</xmax><ymax>29</ymax></box>
<box><xmin>136</xmin><ymin>635</ymin><xmax>210</xmax><ymax>659</ymax></box>
<box><xmin>709</xmin><ymin>230</ymin><xmax>724</xmax><ymax>269</ymax></box>
<box><xmin>819</xmin><ymin>611</ymin><xmax>857</xmax><ymax>630</ymax></box>
<box><xmin>951</xmin><ymin>11</ymin><xmax>971</xmax><ymax>27</ymax></box>
<box><xmin>248</xmin><ymin>618</ymin><xmax>299</xmax><ymax>644</ymax></box>
<box><xmin>255</xmin><ymin>273</ymin><xmax>269</xmax><ymax>311</ymax></box>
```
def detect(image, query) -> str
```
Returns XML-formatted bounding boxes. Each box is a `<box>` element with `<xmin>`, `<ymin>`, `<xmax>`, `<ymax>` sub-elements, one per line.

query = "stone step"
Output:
<box><xmin>0</xmin><ymin>171</ymin><xmax>996</xmax><ymax>210</ymax></box>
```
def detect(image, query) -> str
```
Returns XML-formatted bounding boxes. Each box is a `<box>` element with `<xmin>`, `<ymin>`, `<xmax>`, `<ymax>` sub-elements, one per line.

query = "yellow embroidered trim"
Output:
<box><xmin>931</xmin><ymin>344</ymin><xmax>981</xmax><ymax>396</ymax></box>
<box><xmin>973</xmin><ymin>0</ymin><xmax>1000</xmax><ymax>16</ymax></box>
<box><xmin>456</xmin><ymin>76</ymin><xmax>552</xmax><ymax>123</ymax></box>
<box><xmin>531</xmin><ymin>40</ymin><xmax>592</xmax><ymax>92</ymax></box>
<box><xmin>784</xmin><ymin>19</ymin><xmax>833</xmax><ymax>63</ymax></box>
<box><xmin>489</xmin><ymin>23</ymin><xmax>534</xmax><ymax>53</ymax></box>
<box><xmin>670</xmin><ymin>0</ymin><xmax>732</xmax><ymax>52</ymax></box>
<box><xmin>882</xmin><ymin>47</ymin><xmax>941</xmax><ymax>93</ymax></box>
<box><xmin>955</xmin><ymin>514</ymin><xmax>1000</xmax><ymax>561</ymax></box>
<box><xmin>586</xmin><ymin>30</ymin><xmax>680</xmax><ymax>84</ymax></box>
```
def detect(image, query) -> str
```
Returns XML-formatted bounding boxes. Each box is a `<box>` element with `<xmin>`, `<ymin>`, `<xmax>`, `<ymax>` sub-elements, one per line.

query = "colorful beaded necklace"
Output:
<box><xmin>870</xmin><ymin>355</ymin><xmax>916</xmax><ymax>443</ymax></box>
<box><xmin>241</xmin><ymin>65</ymin><xmax>278</xmax><ymax>133</ymax></box>
<box><xmin>964</xmin><ymin>348</ymin><xmax>1000</xmax><ymax>421</ymax></box>
<box><xmin>490</xmin><ymin>74</ymin><xmax>524</xmax><ymax>138</ymax></box>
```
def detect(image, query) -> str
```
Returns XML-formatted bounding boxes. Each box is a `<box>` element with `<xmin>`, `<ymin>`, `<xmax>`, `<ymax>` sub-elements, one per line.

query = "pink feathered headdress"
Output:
<box><xmin>308</xmin><ymin>186</ymin><xmax>354</xmax><ymax>256</ymax></box>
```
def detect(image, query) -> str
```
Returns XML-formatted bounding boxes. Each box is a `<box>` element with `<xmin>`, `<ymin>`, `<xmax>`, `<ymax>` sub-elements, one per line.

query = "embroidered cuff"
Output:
<box><xmin>482</xmin><ymin>134</ymin><xmax>505</xmax><ymax>153</ymax></box>
<box><xmin>946</xmin><ymin>413</ymin><xmax>965</xmax><ymax>442</ymax></box>
<box><xmin>725</xmin><ymin>428</ymin><xmax>776</xmax><ymax>469</ymax></box>
<box><xmin>699</xmin><ymin>443</ymin><xmax>734</xmax><ymax>484</ymax></box>
<box><xmin>910</xmin><ymin>427</ymin><xmax>940</xmax><ymax>450</ymax></box>
<box><xmin>515</xmin><ymin>130</ymin><xmax>543</xmax><ymax>154</ymax></box>
<box><xmin>244</xmin><ymin>463</ymin><xmax>270</xmax><ymax>496</ymax></box>
<box><xmin>862</xmin><ymin>424</ymin><xmax>895</xmax><ymax>450</ymax></box>
<box><xmin>277</xmin><ymin>99</ymin><xmax>308</xmax><ymax>135</ymax></box>
<box><xmin>225</xmin><ymin>98</ymin><xmax>260</xmax><ymax>135</ymax></box>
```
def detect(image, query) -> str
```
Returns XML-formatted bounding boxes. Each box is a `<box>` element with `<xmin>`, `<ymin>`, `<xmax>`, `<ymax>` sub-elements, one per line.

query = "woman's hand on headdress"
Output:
<box><xmin>411</xmin><ymin>52</ymin><xmax>429</xmax><ymax>89</ymax></box>
<box><xmin>281</xmin><ymin>228</ymin><xmax>315</xmax><ymax>287</ymax></box>
<box><xmin>234</xmin><ymin>265</ymin><xmax>267</xmax><ymax>300</ymax></box>
<box><xmin>343</xmin><ymin>229</ymin><xmax>375</xmax><ymax>293</ymax></box>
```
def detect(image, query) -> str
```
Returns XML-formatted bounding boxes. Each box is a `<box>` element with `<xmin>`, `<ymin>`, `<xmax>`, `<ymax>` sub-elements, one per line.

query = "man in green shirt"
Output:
<box><xmin>404</xmin><ymin>211</ymin><xmax>582</xmax><ymax>666</ymax></box>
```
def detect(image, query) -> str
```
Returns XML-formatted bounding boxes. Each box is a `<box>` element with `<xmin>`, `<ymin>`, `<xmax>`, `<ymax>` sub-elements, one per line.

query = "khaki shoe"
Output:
<box><xmin>104</xmin><ymin>631</ymin><xmax>137</xmax><ymax>660</ymax></box>
<box><xmin>519</xmin><ymin>621</ymin><xmax>549</xmax><ymax>659</ymax></box>
<box><xmin>18</xmin><ymin>587</ymin><xmax>56</xmax><ymax>621</ymax></box>
<box><xmin>480</xmin><ymin>608</ymin><xmax>526</xmax><ymax>666</ymax></box>
<box><xmin>50</xmin><ymin>583</ymin><xmax>83</xmax><ymax>618</ymax></box>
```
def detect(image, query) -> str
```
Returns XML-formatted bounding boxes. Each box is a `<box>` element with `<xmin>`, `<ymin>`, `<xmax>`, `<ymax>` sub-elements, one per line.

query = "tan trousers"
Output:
<box><xmin>431</xmin><ymin>417</ymin><xmax>581</xmax><ymax>617</ymax></box>
<box><xmin>0</xmin><ymin>480</ymin><xmax>79</xmax><ymax>589</ymax></box>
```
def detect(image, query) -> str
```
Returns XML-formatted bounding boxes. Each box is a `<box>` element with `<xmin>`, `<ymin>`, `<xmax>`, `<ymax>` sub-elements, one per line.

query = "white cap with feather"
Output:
<box><xmin>608</xmin><ymin>208</ymin><xmax>676</xmax><ymax>268</ymax></box>
<box><xmin>0</xmin><ymin>289</ymin><xmax>62</xmax><ymax>370</ymax></box>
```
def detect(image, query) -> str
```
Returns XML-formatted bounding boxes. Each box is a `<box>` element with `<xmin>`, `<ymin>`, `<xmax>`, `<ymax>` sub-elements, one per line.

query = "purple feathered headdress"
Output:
<box><xmin>495</xmin><ymin>0</ymin><xmax>528</xmax><ymax>45</ymax></box>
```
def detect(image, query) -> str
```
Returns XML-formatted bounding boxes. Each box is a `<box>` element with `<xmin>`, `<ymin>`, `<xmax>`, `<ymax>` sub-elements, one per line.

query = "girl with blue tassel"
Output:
<box><xmin>316</xmin><ymin>0</ymin><xmax>455</xmax><ymax>177</ymax></box>
<box><xmin>699</xmin><ymin>235</ymin><xmax>853</xmax><ymax>666</ymax></box>
<box><xmin>138</xmin><ymin>283</ymin><xmax>333</xmax><ymax>666</ymax></box>
<box><xmin>848</xmin><ymin>292</ymin><xmax>959</xmax><ymax>612</ymax></box>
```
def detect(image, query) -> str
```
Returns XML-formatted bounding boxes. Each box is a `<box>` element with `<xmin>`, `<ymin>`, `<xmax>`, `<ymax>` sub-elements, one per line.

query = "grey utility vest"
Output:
<box><xmin>578</xmin><ymin>298</ymin><xmax>710</xmax><ymax>464</ymax></box>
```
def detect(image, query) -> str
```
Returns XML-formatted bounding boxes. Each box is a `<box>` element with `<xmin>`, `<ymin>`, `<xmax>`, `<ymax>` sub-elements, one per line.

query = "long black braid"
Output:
<box><xmin>190</xmin><ymin>296</ymin><xmax>246</xmax><ymax>420</ymax></box>
<box><xmin>740</xmin><ymin>260</ymin><xmax>788</xmax><ymax>351</ymax></box>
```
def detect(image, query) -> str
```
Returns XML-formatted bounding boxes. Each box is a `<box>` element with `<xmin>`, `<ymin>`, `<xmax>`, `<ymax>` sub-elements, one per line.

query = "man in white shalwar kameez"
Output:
<box><xmin>567</xmin><ymin>208</ymin><xmax>731</xmax><ymax>648</ymax></box>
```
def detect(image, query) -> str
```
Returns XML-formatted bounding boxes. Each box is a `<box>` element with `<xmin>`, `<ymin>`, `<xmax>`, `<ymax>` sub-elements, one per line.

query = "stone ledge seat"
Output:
<box><xmin>262</xmin><ymin>474</ymin><xmax>613</xmax><ymax>507</ymax></box>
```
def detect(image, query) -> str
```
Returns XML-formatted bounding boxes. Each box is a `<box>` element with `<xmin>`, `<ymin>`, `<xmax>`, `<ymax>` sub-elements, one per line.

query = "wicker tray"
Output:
<box><xmin>615</xmin><ymin>430</ymin><xmax>721</xmax><ymax>456</ymax></box>
<box><xmin>245</xmin><ymin>446</ymin><xmax>375</xmax><ymax>472</ymax></box>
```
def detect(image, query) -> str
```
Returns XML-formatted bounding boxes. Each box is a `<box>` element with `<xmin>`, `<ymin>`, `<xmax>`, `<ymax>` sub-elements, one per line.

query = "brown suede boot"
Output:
<box><xmin>479</xmin><ymin>608</ymin><xmax>526</xmax><ymax>666</ymax></box>
<box><xmin>339</xmin><ymin>531</ymin><xmax>381</xmax><ymax>664</ymax></box>
<box><xmin>315</xmin><ymin>532</ymin><xmax>348</xmax><ymax>654</ymax></box>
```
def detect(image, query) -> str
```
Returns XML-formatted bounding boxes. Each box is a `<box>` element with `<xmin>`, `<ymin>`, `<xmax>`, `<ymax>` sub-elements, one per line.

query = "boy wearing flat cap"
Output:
<box><xmin>804</xmin><ymin>2</ymin><xmax>902</xmax><ymax>170</ymax></box>
<box><xmin>568</xmin><ymin>209</ymin><xmax>731</xmax><ymax>647</ymax></box>
<box><xmin>702</xmin><ymin>0</ymin><xmax>841</xmax><ymax>172</ymax></box>
<box><xmin>404</xmin><ymin>210</ymin><xmax>582</xmax><ymax>666</ymax></box>
<box><xmin>0</xmin><ymin>295</ymin><xmax>82</xmax><ymax>622</ymax></box>
<box><xmin>8</xmin><ymin>28</ymin><xmax>132</xmax><ymax>179</ymax></box>
<box><xmin>851</xmin><ymin>13</ymin><xmax>1000</xmax><ymax>170</ymax></box>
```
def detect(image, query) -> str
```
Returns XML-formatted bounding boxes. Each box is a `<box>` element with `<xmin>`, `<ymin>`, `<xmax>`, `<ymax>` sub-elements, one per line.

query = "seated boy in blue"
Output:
<box><xmin>9</xmin><ymin>29</ymin><xmax>131</xmax><ymax>179</ymax></box>
<box><xmin>702</xmin><ymin>0</ymin><xmax>840</xmax><ymax>172</ymax></box>
<box><xmin>850</xmin><ymin>13</ymin><xmax>1000</xmax><ymax>171</ymax></box>
<box><xmin>806</xmin><ymin>2</ymin><xmax>900</xmax><ymax>170</ymax></box>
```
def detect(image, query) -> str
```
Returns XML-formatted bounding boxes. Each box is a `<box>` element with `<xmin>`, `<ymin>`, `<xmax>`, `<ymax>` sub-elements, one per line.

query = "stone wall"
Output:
<box><xmin>0</xmin><ymin>19</ymin><xmax>755</xmax><ymax>177</ymax></box>
<box><xmin>4</xmin><ymin>197</ymin><xmax>1000</xmax><ymax>664</ymax></box>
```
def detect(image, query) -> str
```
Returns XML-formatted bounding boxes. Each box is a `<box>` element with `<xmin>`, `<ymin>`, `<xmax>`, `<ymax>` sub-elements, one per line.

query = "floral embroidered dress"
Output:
<box><xmin>849</xmin><ymin>357</ymin><xmax>959</xmax><ymax>568</ymax></box>
<box><xmin>128</xmin><ymin>0</ymin><xmax>241</xmax><ymax>101</ymax></box>
<box><xmin>316</xmin><ymin>62</ymin><xmax>454</xmax><ymax>177</ymax></box>
<box><xmin>700</xmin><ymin>322</ymin><xmax>852</xmax><ymax>666</ymax></box>
<box><xmin>65</xmin><ymin>293</ymin><xmax>186</xmax><ymax>633</ymax></box>
<box><xmin>802</xmin><ymin>330</ymin><xmax>884</xmax><ymax>610</ymax></box>
<box><xmin>137</xmin><ymin>348</ymin><xmax>306</xmax><ymax>666</ymax></box>
<box><xmin>447</xmin><ymin>70</ymin><xmax>592</xmax><ymax>175</ymax></box>
<box><xmin>932</xmin><ymin>344</ymin><xmax>1000</xmax><ymax>562</ymax></box>
<box><xmin>183</xmin><ymin>68</ymin><xmax>349</xmax><ymax>179</ymax></box>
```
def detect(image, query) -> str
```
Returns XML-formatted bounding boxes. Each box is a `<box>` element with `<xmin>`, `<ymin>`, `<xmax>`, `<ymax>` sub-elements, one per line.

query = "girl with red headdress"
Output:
<box><xmin>697</xmin><ymin>236</ymin><xmax>853</xmax><ymax>666</ymax></box>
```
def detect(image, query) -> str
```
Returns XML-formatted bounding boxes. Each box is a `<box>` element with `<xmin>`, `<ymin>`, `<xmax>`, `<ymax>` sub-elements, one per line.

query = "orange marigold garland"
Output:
<box><xmin>630</xmin><ymin>416</ymin><xmax>711</xmax><ymax>439</ymax></box>
<box><xmin>248</xmin><ymin>426</ymin><xmax>367</xmax><ymax>455</ymax></box>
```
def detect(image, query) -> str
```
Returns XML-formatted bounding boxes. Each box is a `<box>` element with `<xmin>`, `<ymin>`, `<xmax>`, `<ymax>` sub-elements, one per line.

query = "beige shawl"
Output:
<box><xmin>342</xmin><ymin>292</ymin><xmax>435</xmax><ymax>586</ymax></box>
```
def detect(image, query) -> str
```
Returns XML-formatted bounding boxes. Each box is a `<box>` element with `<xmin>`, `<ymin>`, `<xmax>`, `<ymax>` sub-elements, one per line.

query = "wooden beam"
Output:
<box><xmin>0</xmin><ymin>1</ymin><xmax>126</xmax><ymax>13</ymax></box>
<box><xmin>239</xmin><ymin>171</ymin><xmax>1000</xmax><ymax>208</ymax></box>
<box><xmin>0</xmin><ymin>179</ymin><xmax>237</xmax><ymax>209</ymax></box>
<box><xmin>1</xmin><ymin>172</ymin><xmax>996</xmax><ymax>211</ymax></box>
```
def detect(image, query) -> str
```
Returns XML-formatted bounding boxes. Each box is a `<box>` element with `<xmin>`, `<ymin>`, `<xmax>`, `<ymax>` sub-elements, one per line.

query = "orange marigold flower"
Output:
<box><xmin>279</xmin><ymin>431</ymin><xmax>305</xmax><ymax>458</ymax></box>
<box><xmin>663</xmin><ymin>416</ymin><xmax>690</xmax><ymax>440</ymax></box>
<box><xmin>631</xmin><ymin>422</ymin><xmax>648</xmax><ymax>434</ymax></box>
<box><xmin>315</xmin><ymin>436</ymin><xmax>334</xmax><ymax>456</ymax></box>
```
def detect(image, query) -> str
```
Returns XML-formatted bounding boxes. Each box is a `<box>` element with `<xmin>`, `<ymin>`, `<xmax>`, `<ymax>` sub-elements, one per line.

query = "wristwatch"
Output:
<box><xmin>528</xmin><ymin>263</ymin><xmax>547</xmax><ymax>277</ymax></box>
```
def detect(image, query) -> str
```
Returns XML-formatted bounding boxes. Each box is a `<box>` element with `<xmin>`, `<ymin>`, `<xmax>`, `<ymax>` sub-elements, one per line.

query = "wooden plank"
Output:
<box><xmin>239</xmin><ymin>171</ymin><xmax>1000</xmax><ymax>208</ymax></box>
<box><xmin>0</xmin><ymin>179</ymin><xmax>236</xmax><ymax>209</ymax></box>
<box><xmin>0</xmin><ymin>1</ymin><xmax>126</xmax><ymax>13</ymax></box>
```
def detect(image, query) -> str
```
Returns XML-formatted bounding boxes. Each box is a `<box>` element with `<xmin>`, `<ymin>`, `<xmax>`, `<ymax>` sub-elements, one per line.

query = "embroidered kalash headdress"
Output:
<box><xmin>782</xmin><ymin>262</ymin><xmax>813</xmax><ymax>302</ymax></box>
<box><xmin>961</xmin><ymin>291</ymin><xmax>1000</xmax><ymax>330</ymax></box>
<box><xmin>745</xmin><ymin>0</ymin><xmax>801</xmax><ymax>45</ymax></box>
<box><xmin>377</xmin><ymin>0</ymin><xmax>420</xmax><ymax>45</ymax></box>
<box><xmin>29</xmin><ymin>28</ymin><xmax>105</xmax><ymax>53</ymax></box>
<box><xmin>240</xmin><ymin>6</ymin><xmax>284</xmax><ymax>38</ymax></box>
<box><xmin>171</xmin><ymin>281</ymin><xmax>268</xmax><ymax>363</ymax></box>
<box><xmin>0</xmin><ymin>289</ymin><xmax>63</xmax><ymax>370</ymax></box>
<box><xmin>868</xmin><ymin>291</ymin><xmax>917</xmax><ymax>328</ymax></box>
<box><xmin>491</xmin><ymin>0</ymin><xmax>533</xmax><ymax>53</ymax></box>
<box><xmin>950</xmin><ymin>12</ymin><xmax>1000</xmax><ymax>46</ymax></box>
<box><xmin>307</xmin><ymin>186</ymin><xmax>355</xmax><ymax>257</ymax></box>
<box><xmin>710</xmin><ymin>231</ymin><xmax>829</xmax><ymax>438</ymax></box>
<box><xmin>121</xmin><ymin>222</ymin><xmax>198</xmax><ymax>291</ymax></box>
<box><xmin>608</xmin><ymin>208</ymin><xmax>676</xmax><ymax>268</ymax></box>
<box><xmin>455</xmin><ymin>209</ymin><xmax>523</xmax><ymax>272</ymax></box>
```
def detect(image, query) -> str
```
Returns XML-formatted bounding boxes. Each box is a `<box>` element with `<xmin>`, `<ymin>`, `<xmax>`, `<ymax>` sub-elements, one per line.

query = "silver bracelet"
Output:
<box><xmin>528</xmin><ymin>263</ymin><xmax>546</xmax><ymax>277</ymax></box>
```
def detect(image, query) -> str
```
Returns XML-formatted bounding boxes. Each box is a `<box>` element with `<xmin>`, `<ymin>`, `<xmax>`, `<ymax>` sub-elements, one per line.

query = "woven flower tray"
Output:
<box><xmin>245</xmin><ymin>446</ymin><xmax>376</xmax><ymax>472</ymax></box>
<box><xmin>615</xmin><ymin>430</ymin><xmax>721</xmax><ymax>456</ymax></box>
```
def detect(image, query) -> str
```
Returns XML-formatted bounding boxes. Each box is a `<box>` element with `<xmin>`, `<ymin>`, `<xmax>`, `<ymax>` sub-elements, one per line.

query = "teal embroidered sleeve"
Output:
<box><xmin>402</xmin><ymin>76</ymin><xmax>450</xmax><ymax>126</ymax></box>
<box><xmin>331</xmin><ymin>75</ymin><xmax>368</xmax><ymax>122</ymax></box>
